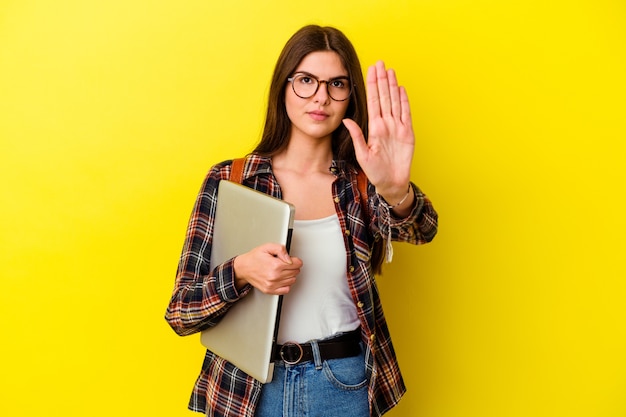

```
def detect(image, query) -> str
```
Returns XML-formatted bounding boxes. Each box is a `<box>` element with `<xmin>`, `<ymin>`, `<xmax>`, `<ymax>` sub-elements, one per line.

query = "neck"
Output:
<box><xmin>273</xmin><ymin>140</ymin><xmax>333</xmax><ymax>175</ymax></box>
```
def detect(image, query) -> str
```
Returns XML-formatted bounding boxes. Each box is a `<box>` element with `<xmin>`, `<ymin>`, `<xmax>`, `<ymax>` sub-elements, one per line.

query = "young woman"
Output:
<box><xmin>166</xmin><ymin>25</ymin><xmax>438</xmax><ymax>417</ymax></box>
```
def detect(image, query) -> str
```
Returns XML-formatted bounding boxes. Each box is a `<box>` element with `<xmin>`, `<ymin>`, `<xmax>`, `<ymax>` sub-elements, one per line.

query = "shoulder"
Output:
<box><xmin>201</xmin><ymin>155</ymin><xmax>273</xmax><ymax>188</ymax></box>
<box><xmin>209</xmin><ymin>159</ymin><xmax>235</xmax><ymax>176</ymax></box>
<box><xmin>194</xmin><ymin>160</ymin><xmax>234</xmax><ymax>198</ymax></box>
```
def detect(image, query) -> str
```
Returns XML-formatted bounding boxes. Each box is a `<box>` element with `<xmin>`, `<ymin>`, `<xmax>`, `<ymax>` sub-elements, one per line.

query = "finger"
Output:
<box><xmin>273</xmin><ymin>271</ymin><xmax>298</xmax><ymax>285</ymax></box>
<box><xmin>343</xmin><ymin>118</ymin><xmax>369</xmax><ymax>162</ymax></box>
<box><xmin>375</xmin><ymin>61</ymin><xmax>392</xmax><ymax>117</ymax></box>
<box><xmin>271</xmin><ymin>268</ymin><xmax>300</xmax><ymax>294</ymax></box>
<box><xmin>276</xmin><ymin>251</ymin><xmax>292</xmax><ymax>265</ymax></box>
<box><xmin>263</xmin><ymin>263</ymin><xmax>299</xmax><ymax>292</ymax></box>
<box><xmin>263</xmin><ymin>278</ymin><xmax>295</xmax><ymax>295</ymax></box>
<box><xmin>387</xmin><ymin>68</ymin><xmax>401</xmax><ymax>118</ymax></box>
<box><xmin>400</xmin><ymin>86</ymin><xmax>412</xmax><ymax>127</ymax></box>
<box><xmin>278</xmin><ymin>257</ymin><xmax>302</xmax><ymax>273</ymax></box>
<box><xmin>264</xmin><ymin>243</ymin><xmax>292</xmax><ymax>264</ymax></box>
<box><xmin>366</xmin><ymin>64</ymin><xmax>381</xmax><ymax>120</ymax></box>
<box><xmin>274</xmin><ymin>282</ymin><xmax>295</xmax><ymax>295</ymax></box>
<box><xmin>288</xmin><ymin>256</ymin><xmax>303</xmax><ymax>269</ymax></box>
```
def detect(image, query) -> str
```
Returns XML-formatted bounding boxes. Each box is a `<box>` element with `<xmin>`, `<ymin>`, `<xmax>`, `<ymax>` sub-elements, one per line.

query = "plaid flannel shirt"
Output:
<box><xmin>165</xmin><ymin>155</ymin><xmax>438</xmax><ymax>417</ymax></box>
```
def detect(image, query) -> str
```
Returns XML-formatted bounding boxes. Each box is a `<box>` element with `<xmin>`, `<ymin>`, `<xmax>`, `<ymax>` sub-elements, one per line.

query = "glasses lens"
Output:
<box><xmin>327</xmin><ymin>78</ymin><xmax>351</xmax><ymax>101</ymax></box>
<box><xmin>292</xmin><ymin>74</ymin><xmax>318</xmax><ymax>98</ymax></box>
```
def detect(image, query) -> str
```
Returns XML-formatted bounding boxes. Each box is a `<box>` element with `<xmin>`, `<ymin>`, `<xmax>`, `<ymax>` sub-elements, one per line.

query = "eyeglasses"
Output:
<box><xmin>287</xmin><ymin>72</ymin><xmax>352</xmax><ymax>102</ymax></box>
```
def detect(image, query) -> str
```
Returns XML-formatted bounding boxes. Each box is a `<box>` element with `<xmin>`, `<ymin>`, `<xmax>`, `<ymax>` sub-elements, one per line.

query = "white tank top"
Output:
<box><xmin>277</xmin><ymin>214</ymin><xmax>360</xmax><ymax>344</ymax></box>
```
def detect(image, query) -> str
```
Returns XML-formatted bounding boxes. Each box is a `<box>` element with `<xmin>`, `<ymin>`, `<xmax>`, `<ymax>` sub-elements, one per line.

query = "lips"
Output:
<box><xmin>308</xmin><ymin>110</ymin><xmax>329</xmax><ymax>121</ymax></box>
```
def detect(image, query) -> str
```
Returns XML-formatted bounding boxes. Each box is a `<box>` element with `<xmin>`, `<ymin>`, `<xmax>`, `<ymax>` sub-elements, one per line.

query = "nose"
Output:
<box><xmin>313</xmin><ymin>80</ymin><xmax>331</xmax><ymax>104</ymax></box>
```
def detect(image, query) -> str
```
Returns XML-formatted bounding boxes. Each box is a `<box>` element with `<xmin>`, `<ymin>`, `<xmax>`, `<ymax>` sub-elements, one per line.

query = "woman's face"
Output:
<box><xmin>285</xmin><ymin>51</ymin><xmax>350</xmax><ymax>143</ymax></box>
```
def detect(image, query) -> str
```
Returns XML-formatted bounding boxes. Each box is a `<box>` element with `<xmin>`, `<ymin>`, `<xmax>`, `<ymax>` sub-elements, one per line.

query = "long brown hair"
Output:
<box><xmin>253</xmin><ymin>25</ymin><xmax>367</xmax><ymax>168</ymax></box>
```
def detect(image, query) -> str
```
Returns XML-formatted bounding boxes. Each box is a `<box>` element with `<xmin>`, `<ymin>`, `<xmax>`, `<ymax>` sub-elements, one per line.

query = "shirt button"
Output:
<box><xmin>349</xmin><ymin>265</ymin><xmax>355</xmax><ymax>273</ymax></box>
<box><xmin>344</xmin><ymin>230</ymin><xmax>350</xmax><ymax>236</ymax></box>
<box><xmin>334</xmin><ymin>197</ymin><xmax>340</xmax><ymax>203</ymax></box>
<box><xmin>357</xmin><ymin>301</ymin><xmax>364</xmax><ymax>308</ymax></box>
<box><xmin>370</xmin><ymin>333</ymin><xmax>376</xmax><ymax>342</ymax></box>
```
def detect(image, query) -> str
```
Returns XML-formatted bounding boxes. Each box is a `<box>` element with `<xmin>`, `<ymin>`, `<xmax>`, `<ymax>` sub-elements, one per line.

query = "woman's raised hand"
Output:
<box><xmin>343</xmin><ymin>61</ymin><xmax>415</xmax><ymax>206</ymax></box>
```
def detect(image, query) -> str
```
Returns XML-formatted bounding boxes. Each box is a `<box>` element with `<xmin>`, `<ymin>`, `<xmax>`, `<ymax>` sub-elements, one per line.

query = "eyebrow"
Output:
<box><xmin>292</xmin><ymin>70</ymin><xmax>350</xmax><ymax>80</ymax></box>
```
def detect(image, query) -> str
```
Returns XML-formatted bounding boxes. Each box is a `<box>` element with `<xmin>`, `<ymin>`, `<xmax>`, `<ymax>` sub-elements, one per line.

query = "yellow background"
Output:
<box><xmin>1</xmin><ymin>0</ymin><xmax>624</xmax><ymax>416</ymax></box>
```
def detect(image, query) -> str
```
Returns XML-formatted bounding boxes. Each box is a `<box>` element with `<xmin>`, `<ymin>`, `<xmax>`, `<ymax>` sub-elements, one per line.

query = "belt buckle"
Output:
<box><xmin>279</xmin><ymin>341</ymin><xmax>303</xmax><ymax>365</ymax></box>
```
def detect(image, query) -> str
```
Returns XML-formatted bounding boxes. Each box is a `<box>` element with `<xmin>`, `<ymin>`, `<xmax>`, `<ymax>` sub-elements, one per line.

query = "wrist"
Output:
<box><xmin>378</xmin><ymin>184</ymin><xmax>412</xmax><ymax>209</ymax></box>
<box><xmin>233</xmin><ymin>256</ymin><xmax>249</xmax><ymax>290</ymax></box>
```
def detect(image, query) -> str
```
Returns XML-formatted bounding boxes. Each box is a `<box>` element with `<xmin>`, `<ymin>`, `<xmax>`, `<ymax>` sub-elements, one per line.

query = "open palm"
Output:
<box><xmin>343</xmin><ymin>61</ymin><xmax>415</xmax><ymax>201</ymax></box>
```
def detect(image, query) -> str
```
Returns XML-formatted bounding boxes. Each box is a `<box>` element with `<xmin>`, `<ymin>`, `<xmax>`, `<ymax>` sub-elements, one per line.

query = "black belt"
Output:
<box><xmin>272</xmin><ymin>329</ymin><xmax>362</xmax><ymax>365</ymax></box>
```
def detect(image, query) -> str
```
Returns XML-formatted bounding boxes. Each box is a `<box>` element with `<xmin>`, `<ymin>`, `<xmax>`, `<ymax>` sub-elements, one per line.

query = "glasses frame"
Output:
<box><xmin>287</xmin><ymin>72</ymin><xmax>353</xmax><ymax>102</ymax></box>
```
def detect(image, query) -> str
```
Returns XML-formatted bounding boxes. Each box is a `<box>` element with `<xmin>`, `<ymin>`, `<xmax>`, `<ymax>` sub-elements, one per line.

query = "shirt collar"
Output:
<box><xmin>244</xmin><ymin>154</ymin><xmax>357</xmax><ymax>180</ymax></box>
<box><xmin>239</xmin><ymin>155</ymin><xmax>273</xmax><ymax>180</ymax></box>
<box><xmin>330</xmin><ymin>159</ymin><xmax>359</xmax><ymax>178</ymax></box>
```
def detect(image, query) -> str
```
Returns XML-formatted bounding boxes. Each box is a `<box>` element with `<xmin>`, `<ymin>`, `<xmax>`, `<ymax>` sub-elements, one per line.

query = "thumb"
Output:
<box><xmin>343</xmin><ymin>118</ymin><xmax>368</xmax><ymax>161</ymax></box>
<box><xmin>271</xmin><ymin>245</ymin><xmax>292</xmax><ymax>264</ymax></box>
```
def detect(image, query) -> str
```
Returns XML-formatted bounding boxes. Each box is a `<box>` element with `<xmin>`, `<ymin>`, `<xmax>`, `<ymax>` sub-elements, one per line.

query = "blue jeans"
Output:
<box><xmin>255</xmin><ymin>340</ymin><xmax>369</xmax><ymax>417</ymax></box>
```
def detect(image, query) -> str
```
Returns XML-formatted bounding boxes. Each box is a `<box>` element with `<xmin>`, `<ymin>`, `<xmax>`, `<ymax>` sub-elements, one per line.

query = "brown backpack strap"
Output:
<box><xmin>356</xmin><ymin>169</ymin><xmax>369</xmax><ymax>213</ymax></box>
<box><xmin>357</xmin><ymin>169</ymin><xmax>385</xmax><ymax>274</ymax></box>
<box><xmin>230</xmin><ymin>157</ymin><xmax>246</xmax><ymax>183</ymax></box>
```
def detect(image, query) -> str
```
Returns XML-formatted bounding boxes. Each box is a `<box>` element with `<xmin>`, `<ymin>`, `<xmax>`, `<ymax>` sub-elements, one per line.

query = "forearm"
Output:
<box><xmin>375</xmin><ymin>183</ymin><xmax>438</xmax><ymax>245</ymax></box>
<box><xmin>165</xmin><ymin>258</ymin><xmax>250</xmax><ymax>336</ymax></box>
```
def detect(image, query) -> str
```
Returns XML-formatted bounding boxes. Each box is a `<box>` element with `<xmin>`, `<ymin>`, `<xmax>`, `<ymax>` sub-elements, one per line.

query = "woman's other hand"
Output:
<box><xmin>233</xmin><ymin>243</ymin><xmax>303</xmax><ymax>295</ymax></box>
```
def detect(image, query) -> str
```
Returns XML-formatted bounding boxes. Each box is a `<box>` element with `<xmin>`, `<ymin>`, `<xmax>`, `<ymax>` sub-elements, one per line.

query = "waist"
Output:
<box><xmin>272</xmin><ymin>328</ymin><xmax>362</xmax><ymax>365</ymax></box>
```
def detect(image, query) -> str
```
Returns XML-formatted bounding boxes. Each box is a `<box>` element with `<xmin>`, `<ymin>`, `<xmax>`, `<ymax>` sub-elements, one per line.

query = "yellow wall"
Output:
<box><xmin>1</xmin><ymin>0</ymin><xmax>624</xmax><ymax>416</ymax></box>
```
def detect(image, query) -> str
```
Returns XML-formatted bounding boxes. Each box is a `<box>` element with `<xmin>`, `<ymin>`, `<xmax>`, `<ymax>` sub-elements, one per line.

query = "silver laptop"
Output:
<box><xmin>200</xmin><ymin>180</ymin><xmax>295</xmax><ymax>383</ymax></box>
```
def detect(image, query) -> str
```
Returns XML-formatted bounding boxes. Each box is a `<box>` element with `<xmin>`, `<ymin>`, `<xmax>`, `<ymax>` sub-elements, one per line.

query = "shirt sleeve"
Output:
<box><xmin>165</xmin><ymin>163</ymin><xmax>252</xmax><ymax>336</ymax></box>
<box><xmin>373</xmin><ymin>182</ymin><xmax>438</xmax><ymax>247</ymax></box>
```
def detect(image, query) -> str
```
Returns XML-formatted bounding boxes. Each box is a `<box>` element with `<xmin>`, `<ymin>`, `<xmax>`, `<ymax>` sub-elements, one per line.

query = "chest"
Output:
<box><xmin>275</xmin><ymin>172</ymin><xmax>337</xmax><ymax>220</ymax></box>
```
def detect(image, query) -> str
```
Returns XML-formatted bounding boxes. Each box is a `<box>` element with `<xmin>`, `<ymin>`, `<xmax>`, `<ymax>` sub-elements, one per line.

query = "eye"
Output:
<box><xmin>330</xmin><ymin>78</ymin><xmax>348</xmax><ymax>89</ymax></box>
<box><xmin>297</xmin><ymin>75</ymin><xmax>315</xmax><ymax>85</ymax></box>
